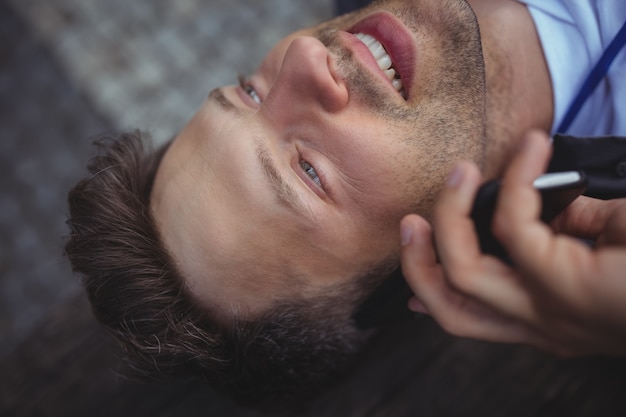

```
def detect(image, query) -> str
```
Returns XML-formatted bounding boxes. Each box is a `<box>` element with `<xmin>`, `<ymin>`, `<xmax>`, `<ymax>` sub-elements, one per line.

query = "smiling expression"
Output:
<box><xmin>150</xmin><ymin>0</ymin><xmax>487</xmax><ymax>319</ymax></box>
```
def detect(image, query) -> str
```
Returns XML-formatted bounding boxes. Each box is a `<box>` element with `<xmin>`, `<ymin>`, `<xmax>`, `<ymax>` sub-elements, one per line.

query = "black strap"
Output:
<box><xmin>548</xmin><ymin>134</ymin><xmax>626</xmax><ymax>200</ymax></box>
<box><xmin>557</xmin><ymin>20</ymin><xmax>626</xmax><ymax>133</ymax></box>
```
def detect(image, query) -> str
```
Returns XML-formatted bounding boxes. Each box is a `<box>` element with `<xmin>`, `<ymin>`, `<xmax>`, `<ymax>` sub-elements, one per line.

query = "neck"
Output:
<box><xmin>469</xmin><ymin>0</ymin><xmax>554</xmax><ymax>178</ymax></box>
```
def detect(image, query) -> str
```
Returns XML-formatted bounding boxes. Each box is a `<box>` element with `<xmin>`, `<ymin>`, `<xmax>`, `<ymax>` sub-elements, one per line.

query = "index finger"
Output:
<box><xmin>432</xmin><ymin>161</ymin><xmax>484</xmax><ymax>273</ymax></box>
<box><xmin>493</xmin><ymin>130</ymin><xmax>560</xmax><ymax>271</ymax></box>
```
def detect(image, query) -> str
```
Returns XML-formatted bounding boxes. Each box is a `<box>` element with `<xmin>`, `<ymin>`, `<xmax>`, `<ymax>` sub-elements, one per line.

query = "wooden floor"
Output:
<box><xmin>2</xmin><ymin>292</ymin><xmax>626</xmax><ymax>417</ymax></box>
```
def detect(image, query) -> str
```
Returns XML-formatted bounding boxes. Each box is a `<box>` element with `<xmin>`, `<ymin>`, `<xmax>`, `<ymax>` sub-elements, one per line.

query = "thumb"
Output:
<box><xmin>400</xmin><ymin>214</ymin><xmax>438</xmax><ymax>292</ymax></box>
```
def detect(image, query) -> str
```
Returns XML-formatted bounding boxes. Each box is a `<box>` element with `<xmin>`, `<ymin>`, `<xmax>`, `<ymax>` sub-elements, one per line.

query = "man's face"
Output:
<box><xmin>151</xmin><ymin>0</ymin><xmax>487</xmax><ymax>319</ymax></box>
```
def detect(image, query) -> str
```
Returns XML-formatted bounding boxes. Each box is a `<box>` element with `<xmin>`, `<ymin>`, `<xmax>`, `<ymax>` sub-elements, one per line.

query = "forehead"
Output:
<box><xmin>149</xmin><ymin>99</ymin><xmax>385</xmax><ymax>317</ymax></box>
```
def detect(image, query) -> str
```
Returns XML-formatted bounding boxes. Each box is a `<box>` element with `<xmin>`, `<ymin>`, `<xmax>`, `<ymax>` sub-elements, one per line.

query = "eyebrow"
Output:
<box><xmin>208</xmin><ymin>88</ymin><xmax>240</xmax><ymax>113</ymax></box>
<box><xmin>208</xmin><ymin>88</ymin><xmax>309</xmax><ymax>214</ymax></box>
<box><xmin>255</xmin><ymin>140</ymin><xmax>308</xmax><ymax>213</ymax></box>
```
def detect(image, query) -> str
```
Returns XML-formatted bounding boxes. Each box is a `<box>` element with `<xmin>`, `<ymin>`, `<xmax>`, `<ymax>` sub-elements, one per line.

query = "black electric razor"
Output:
<box><xmin>353</xmin><ymin>170</ymin><xmax>588</xmax><ymax>330</ymax></box>
<box><xmin>470</xmin><ymin>170</ymin><xmax>588</xmax><ymax>261</ymax></box>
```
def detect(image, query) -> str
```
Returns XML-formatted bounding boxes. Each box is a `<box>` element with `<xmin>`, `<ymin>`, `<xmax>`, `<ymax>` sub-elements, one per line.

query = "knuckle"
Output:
<box><xmin>445</xmin><ymin>266</ymin><xmax>477</xmax><ymax>294</ymax></box>
<box><xmin>491</xmin><ymin>209</ymin><xmax>513</xmax><ymax>242</ymax></box>
<box><xmin>437</xmin><ymin>312</ymin><xmax>469</xmax><ymax>338</ymax></box>
<box><xmin>401</xmin><ymin>253</ymin><xmax>424</xmax><ymax>279</ymax></box>
<box><xmin>400</xmin><ymin>264</ymin><xmax>419</xmax><ymax>286</ymax></box>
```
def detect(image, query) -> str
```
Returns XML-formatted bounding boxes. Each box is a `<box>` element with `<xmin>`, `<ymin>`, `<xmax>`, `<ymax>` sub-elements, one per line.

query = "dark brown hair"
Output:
<box><xmin>65</xmin><ymin>131</ymin><xmax>376</xmax><ymax>408</ymax></box>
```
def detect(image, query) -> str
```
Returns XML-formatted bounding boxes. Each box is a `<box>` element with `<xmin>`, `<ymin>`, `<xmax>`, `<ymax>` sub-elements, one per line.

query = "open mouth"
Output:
<box><xmin>348</xmin><ymin>12</ymin><xmax>416</xmax><ymax>101</ymax></box>
<box><xmin>353</xmin><ymin>32</ymin><xmax>405</xmax><ymax>97</ymax></box>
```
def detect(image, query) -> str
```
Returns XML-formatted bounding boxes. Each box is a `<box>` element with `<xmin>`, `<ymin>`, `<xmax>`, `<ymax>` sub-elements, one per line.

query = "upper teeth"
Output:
<box><xmin>354</xmin><ymin>32</ymin><xmax>404</xmax><ymax>96</ymax></box>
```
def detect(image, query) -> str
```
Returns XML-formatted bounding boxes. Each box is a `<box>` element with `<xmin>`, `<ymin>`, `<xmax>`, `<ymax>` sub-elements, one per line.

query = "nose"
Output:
<box><xmin>265</xmin><ymin>36</ymin><xmax>349</xmax><ymax>116</ymax></box>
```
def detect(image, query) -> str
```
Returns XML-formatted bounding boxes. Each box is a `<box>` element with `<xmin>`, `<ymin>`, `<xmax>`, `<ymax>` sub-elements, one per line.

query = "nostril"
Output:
<box><xmin>321</xmin><ymin>75</ymin><xmax>349</xmax><ymax>113</ymax></box>
<box><xmin>283</xmin><ymin>36</ymin><xmax>349</xmax><ymax>113</ymax></box>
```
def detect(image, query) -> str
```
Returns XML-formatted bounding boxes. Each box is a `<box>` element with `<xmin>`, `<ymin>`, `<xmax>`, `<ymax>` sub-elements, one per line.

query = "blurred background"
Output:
<box><xmin>0</xmin><ymin>1</ymin><xmax>331</xmax><ymax>414</ymax></box>
<box><xmin>0</xmin><ymin>0</ymin><xmax>333</xmax><ymax>358</ymax></box>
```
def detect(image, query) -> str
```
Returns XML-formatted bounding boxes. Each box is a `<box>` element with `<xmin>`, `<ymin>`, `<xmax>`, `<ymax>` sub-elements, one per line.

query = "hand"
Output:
<box><xmin>400</xmin><ymin>130</ymin><xmax>626</xmax><ymax>356</ymax></box>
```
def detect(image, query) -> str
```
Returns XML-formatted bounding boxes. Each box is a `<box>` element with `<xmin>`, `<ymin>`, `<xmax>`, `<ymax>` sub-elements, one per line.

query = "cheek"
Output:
<box><xmin>343</xmin><ymin>144</ymin><xmax>409</xmax><ymax>201</ymax></box>
<box><xmin>341</xmin><ymin>172</ymin><xmax>409</xmax><ymax>244</ymax></box>
<box><xmin>349</xmin><ymin>213</ymin><xmax>403</xmax><ymax>267</ymax></box>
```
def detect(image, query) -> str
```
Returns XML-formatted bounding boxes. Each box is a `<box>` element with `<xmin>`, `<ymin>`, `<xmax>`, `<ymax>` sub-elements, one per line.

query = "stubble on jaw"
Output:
<box><xmin>312</xmin><ymin>1</ymin><xmax>488</xmax><ymax>219</ymax></box>
<box><xmin>315</xmin><ymin>0</ymin><xmax>487</xmax><ymax>139</ymax></box>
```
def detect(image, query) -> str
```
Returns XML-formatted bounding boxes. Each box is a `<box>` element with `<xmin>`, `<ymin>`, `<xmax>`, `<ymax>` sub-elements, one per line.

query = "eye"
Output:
<box><xmin>300</xmin><ymin>160</ymin><xmax>322</xmax><ymax>187</ymax></box>
<box><xmin>238</xmin><ymin>75</ymin><xmax>262</xmax><ymax>104</ymax></box>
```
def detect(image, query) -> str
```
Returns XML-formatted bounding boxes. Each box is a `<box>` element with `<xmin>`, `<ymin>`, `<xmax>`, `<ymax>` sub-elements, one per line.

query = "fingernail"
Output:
<box><xmin>401</xmin><ymin>220</ymin><xmax>413</xmax><ymax>246</ymax></box>
<box><xmin>447</xmin><ymin>164</ymin><xmax>465</xmax><ymax>188</ymax></box>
